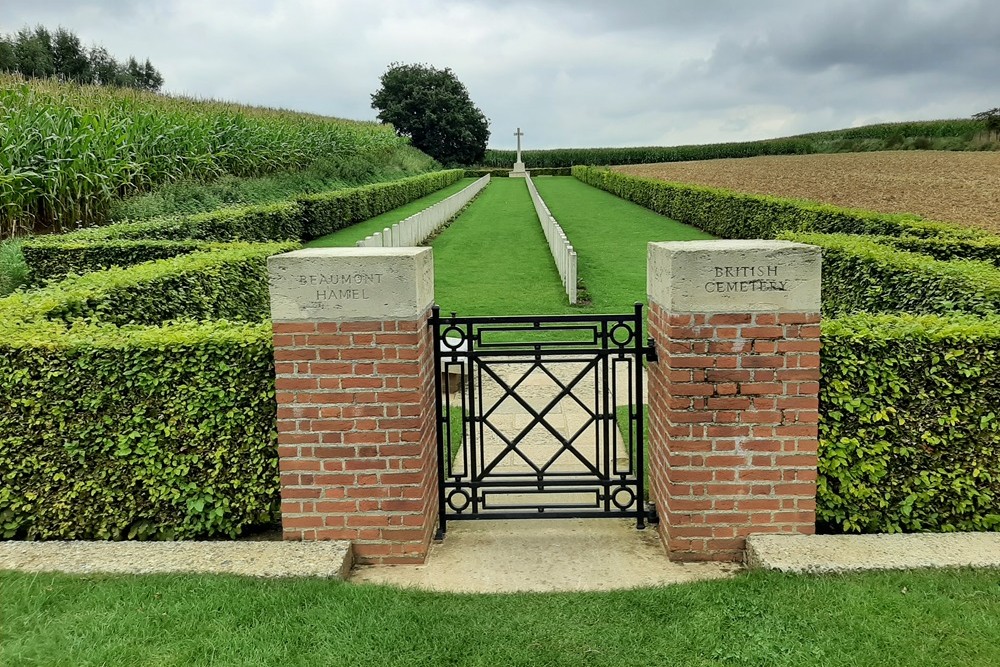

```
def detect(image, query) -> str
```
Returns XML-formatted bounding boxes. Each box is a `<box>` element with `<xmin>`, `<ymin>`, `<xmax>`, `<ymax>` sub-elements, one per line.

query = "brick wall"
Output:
<box><xmin>272</xmin><ymin>313</ymin><xmax>438</xmax><ymax>564</ymax></box>
<box><xmin>647</xmin><ymin>303</ymin><xmax>820</xmax><ymax>562</ymax></box>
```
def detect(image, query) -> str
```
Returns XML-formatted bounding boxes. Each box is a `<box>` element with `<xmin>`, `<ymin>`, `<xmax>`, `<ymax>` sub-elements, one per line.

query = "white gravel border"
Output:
<box><xmin>0</xmin><ymin>541</ymin><xmax>353</xmax><ymax>578</ymax></box>
<box><xmin>746</xmin><ymin>533</ymin><xmax>1000</xmax><ymax>574</ymax></box>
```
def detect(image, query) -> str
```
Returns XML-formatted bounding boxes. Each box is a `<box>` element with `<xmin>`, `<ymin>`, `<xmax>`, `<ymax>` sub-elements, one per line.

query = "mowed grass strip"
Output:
<box><xmin>431</xmin><ymin>178</ymin><xmax>569</xmax><ymax>315</ymax></box>
<box><xmin>305</xmin><ymin>177</ymin><xmax>478</xmax><ymax>248</ymax></box>
<box><xmin>3</xmin><ymin>569</ymin><xmax>1000</xmax><ymax>666</ymax></box>
<box><xmin>532</xmin><ymin>176</ymin><xmax>714</xmax><ymax>311</ymax></box>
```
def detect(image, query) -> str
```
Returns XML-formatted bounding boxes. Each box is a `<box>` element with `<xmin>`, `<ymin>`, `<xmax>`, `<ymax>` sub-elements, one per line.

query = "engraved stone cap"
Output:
<box><xmin>268</xmin><ymin>247</ymin><xmax>433</xmax><ymax>321</ymax></box>
<box><xmin>647</xmin><ymin>240</ymin><xmax>821</xmax><ymax>313</ymax></box>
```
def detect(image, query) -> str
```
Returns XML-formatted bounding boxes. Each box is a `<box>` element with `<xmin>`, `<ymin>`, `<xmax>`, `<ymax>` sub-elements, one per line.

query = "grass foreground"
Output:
<box><xmin>2</xmin><ymin>568</ymin><xmax>1000</xmax><ymax>666</ymax></box>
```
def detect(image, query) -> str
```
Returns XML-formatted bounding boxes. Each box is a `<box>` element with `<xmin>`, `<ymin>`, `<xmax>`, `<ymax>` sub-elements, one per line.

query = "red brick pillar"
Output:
<box><xmin>267</xmin><ymin>248</ymin><xmax>437</xmax><ymax>564</ymax></box>
<box><xmin>646</xmin><ymin>240</ymin><xmax>822</xmax><ymax>562</ymax></box>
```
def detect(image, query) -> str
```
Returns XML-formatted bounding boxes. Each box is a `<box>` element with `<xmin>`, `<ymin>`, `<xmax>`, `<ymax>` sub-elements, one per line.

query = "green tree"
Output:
<box><xmin>52</xmin><ymin>27</ymin><xmax>91</xmax><ymax>83</ymax></box>
<box><xmin>13</xmin><ymin>26</ymin><xmax>55</xmax><ymax>78</ymax></box>
<box><xmin>973</xmin><ymin>108</ymin><xmax>1000</xmax><ymax>141</ymax></box>
<box><xmin>0</xmin><ymin>36</ymin><xmax>16</xmax><ymax>72</ymax></box>
<box><xmin>371</xmin><ymin>63</ymin><xmax>490</xmax><ymax>166</ymax></box>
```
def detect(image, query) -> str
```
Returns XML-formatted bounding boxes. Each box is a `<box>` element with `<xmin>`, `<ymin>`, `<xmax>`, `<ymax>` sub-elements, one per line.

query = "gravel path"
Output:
<box><xmin>0</xmin><ymin>541</ymin><xmax>352</xmax><ymax>578</ymax></box>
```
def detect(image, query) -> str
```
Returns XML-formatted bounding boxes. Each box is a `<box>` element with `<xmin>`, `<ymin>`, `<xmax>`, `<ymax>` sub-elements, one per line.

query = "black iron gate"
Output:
<box><xmin>431</xmin><ymin>303</ymin><xmax>655</xmax><ymax>536</ymax></box>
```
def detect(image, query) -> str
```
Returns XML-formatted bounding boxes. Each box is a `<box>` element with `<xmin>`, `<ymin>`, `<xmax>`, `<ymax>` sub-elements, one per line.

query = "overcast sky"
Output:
<box><xmin>3</xmin><ymin>0</ymin><xmax>998</xmax><ymax>150</ymax></box>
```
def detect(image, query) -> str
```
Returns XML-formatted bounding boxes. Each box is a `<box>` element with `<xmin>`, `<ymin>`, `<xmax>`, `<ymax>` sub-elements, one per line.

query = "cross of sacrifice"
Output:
<box><xmin>514</xmin><ymin>127</ymin><xmax>524</xmax><ymax>163</ymax></box>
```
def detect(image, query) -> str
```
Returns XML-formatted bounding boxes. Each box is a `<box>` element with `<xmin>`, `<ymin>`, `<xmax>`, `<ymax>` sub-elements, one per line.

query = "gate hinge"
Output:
<box><xmin>645</xmin><ymin>501</ymin><xmax>660</xmax><ymax>525</ymax></box>
<box><xmin>644</xmin><ymin>337</ymin><xmax>658</xmax><ymax>362</ymax></box>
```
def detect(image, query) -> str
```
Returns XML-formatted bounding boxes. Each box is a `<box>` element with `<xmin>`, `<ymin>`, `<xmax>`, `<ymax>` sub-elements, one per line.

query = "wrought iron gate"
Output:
<box><xmin>431</xmin><ymin>304</ymin><xmax>655</xmax><ymax>536</ymax></box>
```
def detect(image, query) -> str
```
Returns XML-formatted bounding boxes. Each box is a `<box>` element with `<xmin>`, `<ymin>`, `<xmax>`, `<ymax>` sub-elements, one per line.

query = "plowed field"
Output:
<box><xmin>614</xmin><ymin>151</ymin><xmax>1000</xmax><ymax>234</ymax></box>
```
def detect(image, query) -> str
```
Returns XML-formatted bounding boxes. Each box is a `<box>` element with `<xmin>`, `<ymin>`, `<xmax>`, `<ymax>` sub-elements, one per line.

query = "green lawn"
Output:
<box><xmin>430</xmin><ymin>178</ymin><xmax>569</xmax><ymax>315</ymax></box>
<box><xmin>3</xmin><ymin>569</ymin><xmax>1000</xmax><ymax>666</ymax></box>
<box><xmin>305</xmin><ymin>177</ymin><xmax>478</xmax><ymax>248</ymax></box>
<box><xmin>533</xmin><ymin>176</ymin><xmax>714</xmax><ymax>311</ymax></box>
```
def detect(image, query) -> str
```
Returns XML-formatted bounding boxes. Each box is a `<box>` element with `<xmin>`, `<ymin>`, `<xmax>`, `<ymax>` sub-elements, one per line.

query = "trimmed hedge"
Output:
<box><xmin>61</xmin><ymin>201</ymin><xmax>305</xmax><ymax>243</ymax></box>
<box><xmin>297</xmin><ymin>169</ymin><xmax>463</xmax><ymax>239</ymax></box>
<box><xmin>0</xmin><ymin>318</ymin><xmax>279</xmax><ymax>539</ymax></box>
<box><xmin>573</xmin><ymin>166</ymin><xmax>984</xmax><ymax>240</ymax></box>
<box><xmin>22</xmin><ymin>239</ymin><xmax>214</xmax><ymax>284</ymax></box>
<box><xmin>781</xmin><ymin>232</ymin><xmax>1000</xmax><ymax>317</ymax></box>
<box><xmin>876</xmin><ymin>235</ymin><xmax>1000</xmax><ymax>268</ymax></box>
<box><xmin>464</xmin><ymin>167</ymin><xmax>572</xmax><ymax>177</ymax></box>
<box><xmin>819</xmin><ymin>313</ymin><xmax>1000</xmax><ymax>533</ymax></box>
<box><xmin>1</xmin><ymin>243</ymin><xmax>296</xmax><ymax>327</ymax></box>
<box><xmin>482</xmin><ymin>119</ymin><xmax>984</xmax><ymax>168</ymax></box>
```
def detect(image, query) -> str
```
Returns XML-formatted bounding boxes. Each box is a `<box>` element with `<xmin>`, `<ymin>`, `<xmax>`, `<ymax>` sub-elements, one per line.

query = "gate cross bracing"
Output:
<box><xmin>431</xmin><ymin>304</ymin><xmax>656</xmax><ymax>536</ymax></box>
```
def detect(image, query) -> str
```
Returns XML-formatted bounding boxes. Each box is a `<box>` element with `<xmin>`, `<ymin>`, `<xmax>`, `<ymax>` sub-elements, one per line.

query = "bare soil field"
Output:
<box><xmin>614</xmin><ymin>151</ymin><xmax>1000</xmax><ymax>234</ymax></box>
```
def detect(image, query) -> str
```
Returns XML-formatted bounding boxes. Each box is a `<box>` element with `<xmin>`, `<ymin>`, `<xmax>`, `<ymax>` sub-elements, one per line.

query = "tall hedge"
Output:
<box><xmin>572</xmin><ymin>166</ymin><xmax>983</xmax><ymax>240</ymax></box>
<box><xmin>21</xmin><ymin>239</ymin><xmax>214</xmax><ymax>284</ymax></box>
<box><xmin>297</xmin><ymin>168</ymin><xmax>463</xmax><ymax>239</ymax></box>
<box><xmin>819</xmin><ymin>313</ymin><xmax>1000</xmax><ymax>533</ymax></box>
<box><xmin>876</xmin><ymin>235</ymin><xmax>1000</xmax><ymax>268</ymax></box>
<box><xmin>0</xmin><ymin>318</ymin><xmax>279</xmax><ymax>539</ymax></box>
<box><xmin>781</xmin><ymin>232</ymin><xmax>1000</xmax><ymax>317</ymax></box>
<box><xmin>2</xmin><ymin>243</ymin><xmax>297</xmax><ymax>326</ymax></box>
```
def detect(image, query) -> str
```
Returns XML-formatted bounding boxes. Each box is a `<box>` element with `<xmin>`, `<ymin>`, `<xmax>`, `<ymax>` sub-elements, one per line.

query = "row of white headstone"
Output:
<box><xmin>525</xmin><ymin>174</ymin><xmax>578</xmax><ymax>304</ymax></box>
<box><xmin>356</xmin><ymin>175</ymin><xmax>491</xmax><ymax>249</ymax></box>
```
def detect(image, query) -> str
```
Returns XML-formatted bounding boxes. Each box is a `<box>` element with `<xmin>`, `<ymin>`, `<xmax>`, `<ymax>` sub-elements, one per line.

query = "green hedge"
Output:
<box><xmin>819</xmin><ymin>313</ymin><xmax>1000</xmax><ymax>533</ymax></box>
<box><xmin>1</xmin><ymin>243</ymin><xmax>296</xmax><ymax>327</ymax></box>
<box><xmin>22</xmin><ymin>239</ymin><xmax>214</xmax><ymax>284</ymax></box>
<box><xmin>62</xmin><ymin>201</ymin><xmax>305</xmax><ymax>243</ymax></box>
<box><xmin>876</xmin><ymin>235</ymin><xmax>1000</xmax><ymax>268</ymax></box>
<box><xmin>781</xmin><ymin>232</ymin><xmax>1000</xmax><ymax>317</ymax></box>
<box><xmin>482</xmin><ymin>119</ymin><xmax>984</xmax><ymax>168</ymax></box>
<box><xmin>464</xmin><ymin>167</ymin><xmax>572</xmax><ymax>177</ymax></box>
<box><xmin>0</xmin><ymin>318</ymin><xmax>279</xmax><ymax>539</ymax></box>
<box><xmin>297</xmin><ymin>169</ymin><xmax>463</xmax><ymax>239</ymax></box>
<box><xmin>573</xmin><ymin>166</ymin><xmax>984</xmax><ymax>240</ymax></box>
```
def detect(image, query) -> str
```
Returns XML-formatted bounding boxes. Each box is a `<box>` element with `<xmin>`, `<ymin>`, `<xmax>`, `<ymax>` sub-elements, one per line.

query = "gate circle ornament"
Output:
<box><xmin>441</xmin><ymin>327</ymin><xmax>466</xmax><ymax>348</ymax></box>
<box><xmin>447</xmin><ymin>489</ymin><xmax>472</xmax><ymax>513</ymax></box>
<box><xmin>611</xmin><ymin>485</ymin><xmax>636</xmax><ymax>511</ymax></box>
<box><xmin>609</xmin><ymin>323</ymin><xmax>634</xmax><ymax>348</ymax></box>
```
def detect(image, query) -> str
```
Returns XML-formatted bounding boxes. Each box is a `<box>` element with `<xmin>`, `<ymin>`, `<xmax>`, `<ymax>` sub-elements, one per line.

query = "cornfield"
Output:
<box><xmin>0</xmin><ymin>74</ymin><xmax>404</xmax><ymax>237</ymax></box>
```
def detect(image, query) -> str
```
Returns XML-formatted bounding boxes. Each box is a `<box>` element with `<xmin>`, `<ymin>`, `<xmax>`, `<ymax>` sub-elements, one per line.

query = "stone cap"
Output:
<box><xmin>648</xmin><ymin>240</ymin><xmax>821</xmax><ymax>313</ymax></box>
<box><xmin>268</xmin><ymin>247</ymin><xmax>433</xmax><ymax>321</ymax></box>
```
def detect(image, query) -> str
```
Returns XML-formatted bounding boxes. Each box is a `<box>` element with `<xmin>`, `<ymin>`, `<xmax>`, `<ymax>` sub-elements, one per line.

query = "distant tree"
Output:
<box><xmin>0</xmin><ymin>24</ymin><xmax>163</xmax><ymax>91</ymax></box>
<box><xmin>371</xmin><ymin>63</ymin><xmax>490</xmax><ymax>166</ymax></box>
<box><xmin>0</xmin><ymin>36</ymin><xmax>16</xmax><ymax>72</ymax></box>
<box><xmin>52</xmin><ymin>27</ymin><xmax>91</xmax><ymax>83</ymax></box>
<box><xmin>13</xmin><ymin>26</ymin><xmax>55</xmax><ymax>78</ymax></box>
<box><xmin>973</xmin><ymin>108</ymin><xmax>1000</xmax><ymax>141</ymax></box>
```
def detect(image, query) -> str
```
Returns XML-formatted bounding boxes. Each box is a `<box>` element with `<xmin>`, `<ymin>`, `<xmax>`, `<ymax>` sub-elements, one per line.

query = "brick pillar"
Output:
<box><xmin>267</xmin><ymin>248</ymin><xmax>437</xmax><ymax>564</ymax></box>
<box><xmin>646</xmin><ymin>240</ymin><xmax>822</xmax><ymax>562</ymax></box>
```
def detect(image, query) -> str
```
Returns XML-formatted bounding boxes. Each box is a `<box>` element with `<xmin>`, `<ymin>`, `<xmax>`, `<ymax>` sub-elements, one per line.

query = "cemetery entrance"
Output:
<box><xmin>431</xmin><ymin>305</ymin><xmax>655</xmax><ymax>537</ymax></box>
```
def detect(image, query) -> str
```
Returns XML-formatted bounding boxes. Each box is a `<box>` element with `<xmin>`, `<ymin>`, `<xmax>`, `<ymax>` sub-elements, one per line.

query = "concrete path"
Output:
<box><xmin>746</xmin><ymin>533</ymin><xmax>1000</xmax><ymax>574</ymax></box>
<box><xmin>353</xmin><ymin>518</ymin><xmax>737</xmax><ymax>593</ymax></box>
<box><xmin>351</xmin><ymin>356</ymin><xmax>734</xmax><ymax>593</ymax></box>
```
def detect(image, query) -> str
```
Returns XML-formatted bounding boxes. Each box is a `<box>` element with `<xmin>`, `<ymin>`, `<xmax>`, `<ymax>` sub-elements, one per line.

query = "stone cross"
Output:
<box><xmin>514</xmin><ymin>127</ymin><xmax>524</xmax><ymax>164</ymax></box>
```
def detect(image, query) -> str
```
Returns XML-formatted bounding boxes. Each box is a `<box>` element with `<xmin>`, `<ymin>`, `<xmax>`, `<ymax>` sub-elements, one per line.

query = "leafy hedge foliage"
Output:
<box><xmin>819</xmin><ymin>313</ymin><xmax>1000</xmax><ymax>533</ymax></box>
<box><xmin>22</xmin><ymin>239</ymin><xmax>213</xmax><ymax>284</ymax></box>
<box><xmin>297</xmin><ymin>169</ymin><xmax>463</xmax><ymax>239</ymax></box>
<box><xmin>875</xmin><ymin>235</ymin><xmax>1000</xmax><ymax>268</ymax></box>
<box><xmin>482</xmin><ymin>119</ymin><xmax>984</xmax><ymax>168</ymax></box>
<box><xmin>1</xmin><ymin>243</ymin><xmax>295</xmax><ymax>327</ymax></box>
<box><xmin>781</xmin><ymin>232</ymin><xmax>1000</xmax><ymax>317</ymax></box>
<box><xmin>464</xmin><ymin>167</ymin><xmax>572</xmax><ymax>177</ymax></box>
<box><xmin>61</xmin><ymin>201</ymin><xmax>305</xmax><ymax>243</ymax></box>
<box><xmin>573</xmin><ymin>166</ymin><xmax>983</xmax><ymax>240</ymax></box>
<box><xmin>0</xmin><ymin>318</ymin><xmax>279</xmax><ymax>539</ymax></box>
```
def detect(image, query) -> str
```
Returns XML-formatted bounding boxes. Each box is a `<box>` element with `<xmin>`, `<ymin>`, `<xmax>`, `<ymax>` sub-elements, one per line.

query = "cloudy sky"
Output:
<box><xmin>3</xmin><ymin>0</ymin><xmax>998</xmax><ymax>150</ymax></box>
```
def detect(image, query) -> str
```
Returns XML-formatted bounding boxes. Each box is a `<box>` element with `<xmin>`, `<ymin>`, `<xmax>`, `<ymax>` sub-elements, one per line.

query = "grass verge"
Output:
<box><xmin>305</xmin><ymin>177</ymin><xmax>477</xmax><ymax>248</ymax></box>
<box><xmin>533</xmin><ymin>176</ymin><xmax>714</xmax><ymax>311</ymax></box>
<box><xmin>0</xmin><ymin>239</ymin><xmax>27</xmax><ymax>296</ymax></box>
<box><xmin>2</xmin><ymin>569</ymin><xmax>1000</xmax><ymax>666</ymax></box>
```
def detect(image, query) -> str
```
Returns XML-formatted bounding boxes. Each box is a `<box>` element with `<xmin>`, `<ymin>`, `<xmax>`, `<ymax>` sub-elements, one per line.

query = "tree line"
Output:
<box><xmin>0</xmin><ymin>25</ymin><xmax>163</xmax><ymax>91</ymax></box>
